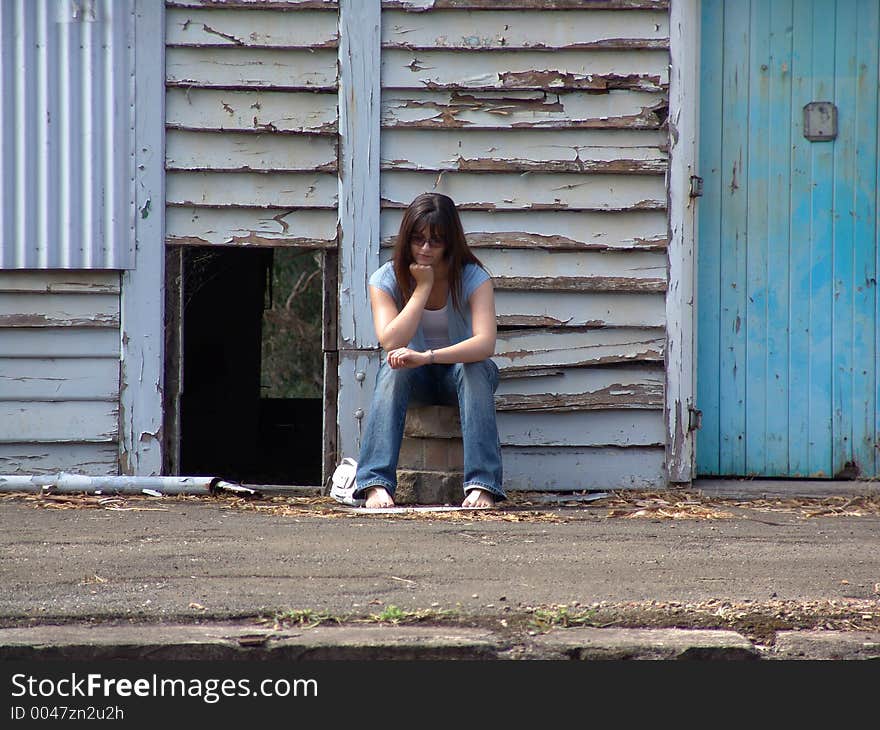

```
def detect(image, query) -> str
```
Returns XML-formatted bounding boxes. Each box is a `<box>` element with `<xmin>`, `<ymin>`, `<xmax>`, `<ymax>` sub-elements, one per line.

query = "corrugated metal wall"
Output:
<box><xmin>164</xmin><ymin>0</ymin><xmax>339</xmax><ymax>249</ymax></box>
<box><xmin>0</xmin><ymin>0</ymin><xmax>136</xmax><ymax>269</ymax></box>
<box><xmin>0</xmin><ymin>271</ymin><xmax>121</xmax><ymax>475</ymax></box>
<box><xmin>378</xmin><ymin>0</ymin><xmax>670</xmax><ymax>489</ymax></box>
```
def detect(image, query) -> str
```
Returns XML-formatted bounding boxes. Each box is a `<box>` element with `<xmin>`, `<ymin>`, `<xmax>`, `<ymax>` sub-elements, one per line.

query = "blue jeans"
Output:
<box><xmin>354</xmin><ymin>358</ymin><xmax>505</xmax><ymax>501</ymax></box>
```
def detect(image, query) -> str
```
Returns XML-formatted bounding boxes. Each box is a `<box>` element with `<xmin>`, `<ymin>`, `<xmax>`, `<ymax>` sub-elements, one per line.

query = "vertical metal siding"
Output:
<box><xmin>373</xmin><ymin>0</ymin><xmax>670</xmax><ymax>490</ymax></box>
<box><xmin>0</xmin><ymin>0</ymin><xmax>135</xmax><ymax>269</ymax></box>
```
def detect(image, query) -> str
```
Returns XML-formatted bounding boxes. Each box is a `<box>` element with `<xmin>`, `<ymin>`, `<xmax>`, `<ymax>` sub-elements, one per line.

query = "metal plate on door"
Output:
<box><xmin>803</xmin><ymin>102</ymin><xmax>837</xmax><ymax>141</ymax></box>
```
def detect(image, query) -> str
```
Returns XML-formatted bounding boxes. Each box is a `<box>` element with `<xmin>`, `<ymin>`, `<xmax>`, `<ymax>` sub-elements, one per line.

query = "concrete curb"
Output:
<box><xmin>521</xmin><ymin>627</ymin><xmax>760</xmax><ymax>660</ymax></box>
<box><xmin>772</xmin><ymin>630</ymin><xmax>880</xmax><ymax>660</ymax></box>
<box><xmin>0</xmin><ymin>623</ymin><xmax>871</xmax><ymax>661</ymax></box>
<box><xmin>0</xmin><ymin>624</ymin><xmax>501</xmax><ymax>661</ymax></box>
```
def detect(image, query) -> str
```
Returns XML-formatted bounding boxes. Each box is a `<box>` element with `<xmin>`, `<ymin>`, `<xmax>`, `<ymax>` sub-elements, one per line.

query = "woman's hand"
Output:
<box><xmin>409</xmin><ymin>263</ymin><xmax>434</xmax><ymax>290</ymax></box>
<box><xmin>387</xmin><ymin>347</ymin><xmax>431</xmax><ymax>369</ymax></box>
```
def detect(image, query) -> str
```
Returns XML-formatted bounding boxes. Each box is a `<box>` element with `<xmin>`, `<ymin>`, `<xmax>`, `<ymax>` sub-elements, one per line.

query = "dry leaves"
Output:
<box><xmin>4</xmin><ymin>488</ymin><xmax>879</xmax><ymax>522</ymax></box>
<box><xmin>599</xmin><ymin>491</ymin><xmax>880</xmax><ymax>520</ymax></box>
<box><xmin>600</xmin><ymin>492</ymin><xmax>734</xmax><ymax>520</ymax></box>
<box><xmin>222</xmin><ymin>495</ymin><xmax>567</xmax><ymax>523</ymax></box>
<box><xmin>714</xmin><ymin>494</ymin><xmax>880</xmax><ymax>518</ymax></box>
<box><xmin>0</xmin><ymin>493</ymin><xmax>169</xmax><ymax>512</ymax></box>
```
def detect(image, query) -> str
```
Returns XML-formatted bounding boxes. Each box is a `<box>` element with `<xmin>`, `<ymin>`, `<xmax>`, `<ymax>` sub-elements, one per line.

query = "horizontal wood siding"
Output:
<box><xmin>378</xmin><ymin>1</ymin><xmax>669</xmax><ymax>489</ymax></box>
<box><xmin>0</xmin><ymin>271</ymin><xmax>121</xmax><ymax>475</ymax></box>
<box><xmin>165</xmin><ymin>2</ymin><xmax>339</xmax><ymax>248</ymax></box>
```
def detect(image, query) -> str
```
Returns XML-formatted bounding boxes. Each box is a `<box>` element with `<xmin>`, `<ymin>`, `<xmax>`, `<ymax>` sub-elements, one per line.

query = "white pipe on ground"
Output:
<box><xmin>0</xmin><ymin>473</ymin><xmax>255</xmax><ymax>496</ymax></box>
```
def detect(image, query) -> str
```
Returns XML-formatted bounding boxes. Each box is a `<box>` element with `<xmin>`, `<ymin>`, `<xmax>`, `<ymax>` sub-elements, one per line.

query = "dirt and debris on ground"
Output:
<box><xmin>4</xmin><ymin>489</ymin><xmax>880</xmax><ymax>522</ymax></box>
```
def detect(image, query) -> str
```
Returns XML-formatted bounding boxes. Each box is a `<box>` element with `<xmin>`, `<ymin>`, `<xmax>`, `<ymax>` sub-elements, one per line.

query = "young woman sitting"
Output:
<box><xmin>352</xmin><ymin>192</ymin><xmax>505</xmax><ymax>509</ymax></box>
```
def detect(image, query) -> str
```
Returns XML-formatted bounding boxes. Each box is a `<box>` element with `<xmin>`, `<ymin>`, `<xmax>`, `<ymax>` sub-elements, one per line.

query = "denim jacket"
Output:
<box><xmin>368</xmin><ymin>261</ymin><xmax>491</xmax><ymax>352</ymax></box>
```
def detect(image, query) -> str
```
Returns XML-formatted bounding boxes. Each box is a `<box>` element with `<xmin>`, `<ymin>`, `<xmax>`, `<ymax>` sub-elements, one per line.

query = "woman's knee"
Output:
<box><xmin>453</xmin><ymin>359</ymin><xmax>499</xmax><ymax>390</ymax></box>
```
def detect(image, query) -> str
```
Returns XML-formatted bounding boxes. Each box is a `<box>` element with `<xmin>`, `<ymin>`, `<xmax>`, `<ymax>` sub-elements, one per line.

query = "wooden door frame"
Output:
<box><xmin>666</xmin><ymin>0</ymin><xmax>700</xmax><ymax>483</ymax></box>
<box><xmin>121</xmin><ymin>0</ymin><xmax>165</xmax><ymax>476</ymax></box>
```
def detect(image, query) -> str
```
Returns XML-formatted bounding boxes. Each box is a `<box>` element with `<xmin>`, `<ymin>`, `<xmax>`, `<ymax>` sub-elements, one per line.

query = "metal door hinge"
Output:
<box><xmin>688</xmin><ymin>406</ymin><xmax>703</xmax><ymax>431</ymax></box>
<box><xmin>689</xmin><ymin>175</ymin><xmax>703</xmax><ymax>198</ymax></box>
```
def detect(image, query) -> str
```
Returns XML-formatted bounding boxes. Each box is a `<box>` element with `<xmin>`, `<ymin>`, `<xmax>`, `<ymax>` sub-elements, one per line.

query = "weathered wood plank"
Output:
<box><xmin>166</xmin><ymin>207</ymin><xmax>338</xmax><ymax>247</ymax></box>
<box><xmin>494</xmin><ymin>277</ymin><xmax>665</xmax><ymax>293</ymax></box>
<box><xmin>495</xmin><ymin>365</ymin><xmax>664</xmax><ymax>411</ymax></box>
<box><xmin>382</xmin><ymin>49</ymin><xmax>669</xmax><ymax>91</ymax></box>
<box><xmin>338</xmin><ymin>0</ymin><xmax>381</xmax><ymax>349</ymax></box>
<box><xmin>383</xmin><ymin>2</ymin><xmax>670</xmax><ymax>13</ymax></box>
<box><xmin>168</xmin><ymin>1</ymin><xmax>338</xmax><ymax>8</ymax></box>
<box><xmin>337</xmin><ymin>349</ymin><xmax>381</xmax><ymax>458</ymax></box>
<box><xmin>0</xmin><ymin>293</ymin><xmax>119</xmax><ymax>328</ymax></box>
<box><xmin>378</xmin><ymin>246</ymin><xmax>668</xmax><ymax>281</ymax></box>
<box><xmin>495</xmin><ymin>291</ymin><xmax>665</xmax><ymax>327</ymax></box>
<box><xmin>494</xmin><ymin>327</ymin><xmax>664</xmax><ymax>372</ymax></box>
<box><xmin>666</xmin><ymin>0</ymin><xmax>698</xmax><ymax>481</ymax></box>
<box><xmin>382</xmin><ymin>9</ymin><xmax>669</xmax><ymax>50</ymax></box>
<box><xmin>383</xmin><ymin>89</ymin><xmax>667</xmax><ymax>129</ymax></box>
<box><xmin>0</xmin><ymin>271</ymin><xmax>120</xmax><ymax>294</ymax></box>
<box><xmin>478</xmin><ymin>248</ymin><xmax>667</xmax><ymax>281</ymax></box>
<box><xmin>124</xmin><ymin>0</ymin><xmax>170</xmax><ymax>475</ymax></box>
<box><xmin>0</xmin><ymin>358</ymin><xmax>119</xmax><ymax>401</ymax></box>
<box><xmin>166</xmin><ymin>130</ymin><xmax>337</xmax><ymax>172</ymax></box>
<box><xmin>322</xmin><ymin>349</ymin><xmax>339</xmax><ymax>485</ymax></box>
<box><xmin>0</xmin><ymin>443</ymin><xmax>118</xmax><ymax>476</ymax></box>
<box><xmin>498</xmin><ymin>410</ymin><xmax>665</xmax><ymax>447</ymax></box>
<box><xmin>166</xmin><ymin>88</ymin><xmax>338</xmax><ymax>134</ymax></box>
<box><xmin>166</xmin><ymin>48</ymin><xmax>338</xmax><ymax>89</ymax></box>
<box><xmin>380</xmin><ymin>209</ymin><xmax>668</xmax><ymax>250</ymax></box>
<box><xmin>166</xmin><ymin>171</ymin><xmax>338</xmax><ymax>208</ymax></box>
<box><xmin>0</xmin><ymin>401</ymin><xmax>119</xmax><ymax>443</ymax></box>
<box><xmin>166</xmin><ymin>8</ymin><xmax>338</xmax><ymax>47</ymax></box>
<box><xmin>381</xmin><ymin>128</ymin><xmax>667</xmax><ymax>173</ymax></box>
<box><xmin>163</xmin><ymin>247</ymin><xmax>184</xmax><ymax>477</ymax></box>
<box><xmin>381</xmin><ymin>171</ymin><xmax>665</xmax><ymax>210</ymax></box>
<box><xmin>501</xmin><ymin>446</ymin><xmax>666</xmax><ymax>490</ymax></box>
<box><xmin>0</xmin><ymin>329</ymin><xmax>120</xmax><ymax>358</ymax></box>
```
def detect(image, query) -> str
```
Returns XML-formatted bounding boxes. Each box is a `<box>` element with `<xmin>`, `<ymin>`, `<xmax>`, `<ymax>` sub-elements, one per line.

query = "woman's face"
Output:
<box><xmin>409</xmin><ymin>225</ymin><xmax>446</xmax><ymax>267</ymax></box>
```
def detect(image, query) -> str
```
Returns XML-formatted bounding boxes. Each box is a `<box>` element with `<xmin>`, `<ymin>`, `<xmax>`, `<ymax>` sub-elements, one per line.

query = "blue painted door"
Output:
<box><xmin>697</xmin><ymin>0</ymin><xmax>880</xmax><ymax>477</ymax></box>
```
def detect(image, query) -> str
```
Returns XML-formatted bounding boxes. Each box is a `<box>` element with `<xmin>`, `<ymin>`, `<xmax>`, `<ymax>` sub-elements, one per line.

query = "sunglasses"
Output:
<box><xmin>411</xmin><ymin>235</ymin><xmax>446</xmax><ymax>249</ymax></box>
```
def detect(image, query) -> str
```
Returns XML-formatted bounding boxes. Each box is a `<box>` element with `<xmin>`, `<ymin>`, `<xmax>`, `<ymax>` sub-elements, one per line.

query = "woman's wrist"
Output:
<box><xmin>426</xmin><ymin>349</ymin><xmax>435</xmax><ymax>365</ymax></box>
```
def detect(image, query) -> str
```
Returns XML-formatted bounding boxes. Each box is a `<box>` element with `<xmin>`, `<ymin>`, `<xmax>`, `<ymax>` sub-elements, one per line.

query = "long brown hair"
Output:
<box><xmin>392</xmin><ymin>193</ymin><xmax>485</xmax><ymax>313</ymax></box>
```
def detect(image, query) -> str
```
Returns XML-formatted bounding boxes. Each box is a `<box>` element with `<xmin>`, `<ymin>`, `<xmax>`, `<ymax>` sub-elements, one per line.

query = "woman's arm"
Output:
<box><xmin>387</xmin><ymin>279</ymin><xmax>496</xmax><ymax>368</ymax></box>
<box><xmin>370</xmin><ymin>265</ymin><xmax>433</xmax><ymax>351</ymax></box>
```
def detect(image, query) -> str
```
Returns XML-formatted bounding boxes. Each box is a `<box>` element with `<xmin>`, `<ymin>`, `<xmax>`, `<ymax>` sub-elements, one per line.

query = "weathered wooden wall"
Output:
<box><xmin>162</xmin><ymin>0</ymin><xmax>672</xmax><ymax>491</ymax></box>
<box><xmin>377</xmin><ymin>0</ymin><xmax>670</xmax><ymax>489</ymax></box>
<box><xmin>163</xmin><ymin>0</ymin><xmax>341</xmax><ymax>481</ymax></box>
<box><xmin>0</xmin><ymin>272</ymin><xmax>121</xmax><ymax>475</ymax></box>
<box><xmin>164</xmin><ymin>0</ymin><xmax>339</xmax><ymax>250</ymax></box>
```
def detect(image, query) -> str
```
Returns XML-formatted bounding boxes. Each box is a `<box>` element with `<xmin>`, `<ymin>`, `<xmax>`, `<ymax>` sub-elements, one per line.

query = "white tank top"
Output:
<box><xmin>422</xmin><ymin>305</ymin><xmax>451</xmax><ymax>350</ymax></box>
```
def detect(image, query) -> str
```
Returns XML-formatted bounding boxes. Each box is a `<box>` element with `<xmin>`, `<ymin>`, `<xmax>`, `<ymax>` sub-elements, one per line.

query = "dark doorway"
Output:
<box><xmin>171</xmin><ymin>246</ymin><xmax>324</xmax><ymax>486</ymax></box>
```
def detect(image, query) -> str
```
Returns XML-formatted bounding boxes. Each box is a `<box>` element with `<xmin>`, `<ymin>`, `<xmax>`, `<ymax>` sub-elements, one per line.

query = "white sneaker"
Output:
<box><xmin>329</xmin><ymin>458</ymin><xmax>364</xmax><ymax>506</ymax></box>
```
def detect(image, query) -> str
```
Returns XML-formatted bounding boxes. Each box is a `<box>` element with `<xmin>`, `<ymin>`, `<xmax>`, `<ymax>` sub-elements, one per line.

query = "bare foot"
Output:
<box><xmin>462</xmin><ymin>488</ymin><xmax>495</xmax><ymax>508</ymax></box>
<box><xmin>365</xmin><ymin>486</ymin><xmax>394</xmax><ymax>509</ymax></box>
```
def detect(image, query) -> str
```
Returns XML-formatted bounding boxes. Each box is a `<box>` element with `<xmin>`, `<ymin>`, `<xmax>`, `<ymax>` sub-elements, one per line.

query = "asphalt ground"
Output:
<box><xmin>1</xmin><ymin>484</ymin><xmax>879</xmax><ymax>657</ymax></box>
<box><xmin>2</xmin><ymin>485</ymin><xmax>878</xmax><ymax>723</ymax></box>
